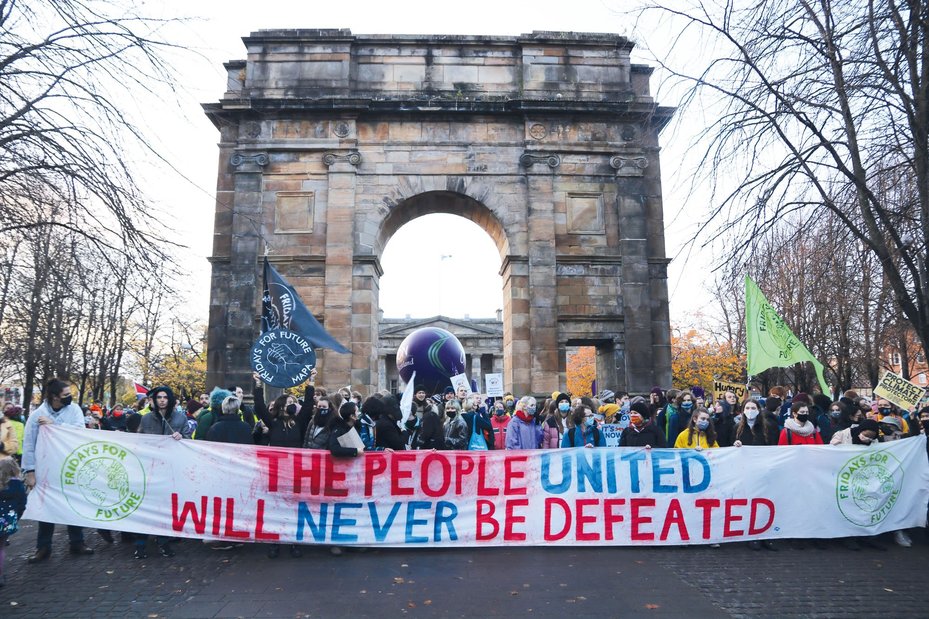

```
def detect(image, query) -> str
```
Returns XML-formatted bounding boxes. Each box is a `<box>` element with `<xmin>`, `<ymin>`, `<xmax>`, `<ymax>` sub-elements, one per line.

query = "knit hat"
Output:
<box><xmin>554</xmin><ymin>392</ymin><xmax>571</xmax><ymax>406</ymax></box>
<box><xmin>630</xmin><ymin>401</ymin><xmax>650</xmax><ymax>419</ymax></box>
<box><xmin>792</xmin><ymin>392</ymin><xmax>811</xmax><ymax>405</ymax></box>
<box><xmin>209</xmin><ymin>387</ymin><xmax>232</xmax><ymax>410</ymax></box>
<box><xmin>415</xmin><ymin>384</ymin><xmax>426</xmax><ymax>393</ymax></box>
<box><xmin>444</xmin><ymin>386</ymin><xmax>455</xmax><ymax>395</ymax></box>
<box><xmin>691</xmin><ymin>386</ymin><xmax>705</xmax><ymax>399</ymax></box>
<box><xmin>599</xmin><ymin>403</ymin><xmax>619</xmax><ymax>417</ymax></box>
<box><xmin>650</xmin><ymin>386</ymin><xmax>663</xmax><ymax>396</ymax></box>
<box><xmin>185</xmin><ymin>399</ymin><xmax>202</xmax><ymax>416</ymax></box>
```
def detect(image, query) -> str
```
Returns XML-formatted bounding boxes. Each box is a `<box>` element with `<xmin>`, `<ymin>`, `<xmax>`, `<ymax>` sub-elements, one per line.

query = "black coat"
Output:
<box><xmin>205</xmin><ymin>414</ymin><xmax>254</xmax><ymax>445</ymax></box>
<box><xmin>417</xmin><ymin>410</ymin><xmax>444</xmax><ymax>450</ymax></box>
<box><xmin>253</xmin><ymin>385</ymin><xmax>314</xmax><ymax>449</ymax></box>
<box><xmin>328</xmin><ymin>418</ymin><xmax>359</xmax><ymax>458</ymax></box>
<box><xmin>461</xmin><ymin>412</ymin><xmax>495</xmax><ymax>449</ymax></box>
<box><xmin>375</xmin><ymin>416</ymin><xmax>406</xmax><ymax>450</ymax></box>
<box><xmin>712</xmin><ymin>413</ymin><xmax>735</xmax><ymax>447</ymax></box>
<box><xmin>619</xmin><ymin>422</ymin><xmax>667</xmax><ymax>448</ymax></box>
<box><xmin>732</xmin><ymin>415</ymin><xmax>779</xmax><ymax>446</ymax></box>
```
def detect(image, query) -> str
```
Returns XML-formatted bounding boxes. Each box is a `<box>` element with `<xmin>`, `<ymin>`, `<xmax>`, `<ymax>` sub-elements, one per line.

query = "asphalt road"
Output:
<box><xmin>1</xmin><ymin>521</ymin><xmax>928</xmax><ymax>618</ymax></box>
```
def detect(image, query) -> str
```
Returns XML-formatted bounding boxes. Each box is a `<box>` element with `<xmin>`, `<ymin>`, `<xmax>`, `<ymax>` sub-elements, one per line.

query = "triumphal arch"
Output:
<box><xmin>204</xmin><ymin>29</ymin><xmax>674</xmax><ymax>396</ymax></box>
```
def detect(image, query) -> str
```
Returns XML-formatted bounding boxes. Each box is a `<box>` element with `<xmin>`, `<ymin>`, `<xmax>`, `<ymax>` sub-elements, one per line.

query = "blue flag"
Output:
<box><xmin>261</xmin><ymin>258</ymin><xmax>350</xmax><ymax>354</ymax></box>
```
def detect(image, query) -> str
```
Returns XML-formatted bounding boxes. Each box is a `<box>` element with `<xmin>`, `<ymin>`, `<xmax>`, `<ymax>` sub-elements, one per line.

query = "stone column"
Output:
<box><xmin>207</xmin><ymin>149</ymin><xmax>267</xmax><ymax>390</ymax></box>
<box><xmin>500</xmin><ymin>255</ymin><xmax>530</xmax><ymax>395</ymax></box>
<box><xmin>612</xmin><ymin>155</ymin><xmax>655</xmax><ymax>393</ymax></box>
<box><xmin>352</xmin><ymin>255</ymin><xmax>381</xmax><ymax>392</ymax></box>
<box><xmin>643</xmin><ymin>149</ymin><xmax>673</xmax><ymax>389</ymax></box>
<box><xmin>321</xmin><ymin>152</ymin><xmax>361</xmax><ymax>388</ymax></box>
<box><xmin>521</xmin><ymin>152</ymin><xmax>561</xmax><ymax>396</ymax></box>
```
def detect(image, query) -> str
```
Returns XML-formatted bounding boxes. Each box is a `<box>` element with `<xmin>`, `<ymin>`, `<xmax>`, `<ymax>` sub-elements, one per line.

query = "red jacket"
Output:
<box><xmin>490</xmin><ymin>415</ymin><xmax>510</xmax><ymax>450</ymax></box>
<box><xmin>778</xmin><ymin>428</ymin><xmax>823</xmax><ymax>445</ymax></box>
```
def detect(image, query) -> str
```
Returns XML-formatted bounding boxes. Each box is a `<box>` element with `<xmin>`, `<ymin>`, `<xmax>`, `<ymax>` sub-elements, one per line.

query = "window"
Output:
<box><xmin>919</xmin><ymin>374</ymin><xmax>927</xmax><ymax>385</ymax></box>
<box><xmin>891</xmin><ymin>352</ymin><xmax>901</xmax><ymax>365</ymax></box>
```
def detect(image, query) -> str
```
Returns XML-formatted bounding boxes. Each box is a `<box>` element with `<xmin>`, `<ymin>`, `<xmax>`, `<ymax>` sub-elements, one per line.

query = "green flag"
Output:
<box><xmin>745</xmin><ymin>275</ymin><xmax>830</xmax><ymax>395</ymax></box>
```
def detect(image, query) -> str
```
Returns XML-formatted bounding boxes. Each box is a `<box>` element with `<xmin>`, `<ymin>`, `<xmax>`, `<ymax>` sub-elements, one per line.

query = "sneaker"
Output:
<box><xmin>134</xmin><ymin>546</ymin><xmax>147</xmax><ymax>560</ymax></box>
<box><xmin>290</xmin><ymin>545</ymin><xmax>303</xmax><ymax>558</ymax></box>
<box><xmin>893</xmin><ymin>530</ymin><xmax>912</xmax><ymax>548</ymax></box>
<box><xmin>159</xmin><ymin>543</ymin><xmax>175</xmax><ymax>557</ymax></box>
<box><xmin>267</xmin><ymin>545</ymin><xmax>280</xmax><ymax>559</ymax></box>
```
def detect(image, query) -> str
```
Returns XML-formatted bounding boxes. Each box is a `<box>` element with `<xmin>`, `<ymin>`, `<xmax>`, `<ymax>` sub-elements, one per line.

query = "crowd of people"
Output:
<box><xmin>0</xmin><ymin>374</ymin><xmax>927</xmax><ymax>583</ymax></box>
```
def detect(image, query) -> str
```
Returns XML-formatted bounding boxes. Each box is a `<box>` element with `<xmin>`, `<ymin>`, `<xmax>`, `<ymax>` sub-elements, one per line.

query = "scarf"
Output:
<box><xmin>784</xmin><ymin>417</ymin><xmax>815</xmax><ymax>437</ymax></box>
<box><xmin>515</xmin><ymin>410</ymin><xmax>534</xmax><ymax>423</ymax></box>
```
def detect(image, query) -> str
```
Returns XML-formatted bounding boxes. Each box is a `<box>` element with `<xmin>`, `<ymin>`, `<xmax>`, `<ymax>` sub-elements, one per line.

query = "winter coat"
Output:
<box><xmin>375</xmin><ymin>416</ymin><xmax>406</xmax><ymax>450</ymax></box>
<box><xmin>303</xmin><ymin>423</ymin><xmax>332</xmax><ymax>450</ymax></box>
<box><xmin>505</xmin><ymin>415</ymin><xmax>542</xmax><ymax>450</ymax></box>
<box><xmin>541</xmin><ymin>417</ymin><xmax>561</xmax><ymax>449</ymax></box>
<box><xmin>673</xmin><ymin>429</ymin><xmax>719</xmax><ymax>449</ymax></box>
<box><xmin>327</xmin><ymin>418</ymin><xmax>360</xmax><ymax>458</ymax></box>
<box><xmin>658</xmin><ymin>403</ymin><xmax>687</xmax><ymax>445</ymax></box>
<box><xmin>444</xmin><ymin>415</ymin><xmax>468</xmax><ymax>450</ymax></box>
<box><xmin>711</xmin><ymin>412</ymin><xmax>735</xmax><ymax>447</ymax></box>
<box><xmin>619</xmin><ymin>422</ymin><xmax>667</xmax><ymax>448</ymax></box>
<box><xmin>561</xmin><ymin>424</ymin><xmax>607</xmax><ymax>448</ymax></box>
<box><xmin>22</xmin><ymin>401</ymin><xmax>84</xmax><ymax>471</ymax></box>
<box><xmin>490</xmin><ymin>414</ymin><xmax>510</xmax><ymax>450</ymax></box>
<box><xmin>205</xmin><ymin>414</ymin><xmax>254</xmax><ymax>445</ymax></box>
<box><xmin>139</xmin><ymin>409</ymin><xmax>192</xmax><ymax>438</ymax></box>
<box><xmin>778</xmin><ymin>420</ymin><xmax>823</xmax><ymax>446</ymax></box>
<box><xmin>732</xmin><ymin>417</ymin><xmax>779</xmax><ymax>446</ymax></box>
<box><xmin>417</xmin><ymin>410</ymin><xmax>445</xmax><ymax>450</ymax></box>
<box><xmin>815</xmin><ymin>412</ymin><xmax>836</xmax><ymax>444</ymax></box>
<box><xmin>253</xmin><ymin>386</ymin><xmax>314</xmax><ymax>449</ymax></box>
<box><xmin>830</xmin><ymin>428</ymin><xmax>854</xmax><ymax>445</ymax></box>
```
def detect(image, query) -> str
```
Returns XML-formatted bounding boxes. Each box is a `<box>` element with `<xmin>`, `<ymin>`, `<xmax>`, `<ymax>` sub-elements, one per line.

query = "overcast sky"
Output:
<box><xmin>142</xmin><ymin>0</ymin><xmax>711</xmax><ymax>324</ymax></box>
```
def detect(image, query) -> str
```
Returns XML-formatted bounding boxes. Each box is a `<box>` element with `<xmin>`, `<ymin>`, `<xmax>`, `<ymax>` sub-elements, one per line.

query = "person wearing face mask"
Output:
<box><xmin>664</xmin><ymin>390</ymin><xmax>695</xmax><ymax>445</ymax></box>
<box><xmin>23</xmin><ymin>379</ymin><xmax>95</xmax><ymax>562</ymax></box>
<box><xmin>371</xmin><ymin>396</ymin><xmax>405</xmax><ymax>451</ymax></box>
<box><xmin>674</xmin><ymin>407</ymin><xmax>719</xmax><ymax>449</ymax></box>
<box><xmin>778</xmin><ymin>401</ymin><xmax>823</xmax><ymax>445</ymax></box>
<box><xmin>490</xmin><ymin>401</ymin><xmax>510</xmax><ymax>449</ymax></box>
<box><xmin>461</xmin><ymin>393</ymin><xmax>495</xmax><ymax>450</ymax></box>
<box><xmin>506</xmin><ymin>396</ymin><xmax>542</xmax><ymax>449</ymax></box>
<box><xmin>732</xmin><ymin>399</ymin><xmax>779</xmax><ymax>447</ymax></box>
<box><xmin>562</xmin><ymin>405</ymin><xmax>606</xmax><ymax>447</ymax></box>
<box><xmin>543</xmin><ymin>393</ymin><xmax>571</xmax><ymax>448</ymax></box>
<box><xmin>712</xmin><ymin>397</ymin><xmax>736</xmax><ymax>448</ymax></box>
<box><xmin>876</xmin><ymin>399</ymin><xmax>909</xmax><ymax>434</ymax></box>
<box><xmin>619</xmin><ymin>401</ymin><xmax>666</xmax><ymax>447</ymax></box>
<box><xmin>416</xmin><ymin>399</ymin><xmax>445</xmax><ymax>450</ymax></box>
<box><xmin>442</xmin><ymin>400</ymin><xmax>468</xmax><ymax>449</ymax></box>
<box><xmin>811</xmin><ymin>394</ymin><xmax>837</xmax><ymax>443</ymax></box>
<box><xmin>252</xmin><ymin>371</ymin><xmax>315</xmax><ymax>450</ymax></box>
<box><xmin>303</xmin><ymin>396</ymin><xmax>334</xmax><ymax>449</ymax></box>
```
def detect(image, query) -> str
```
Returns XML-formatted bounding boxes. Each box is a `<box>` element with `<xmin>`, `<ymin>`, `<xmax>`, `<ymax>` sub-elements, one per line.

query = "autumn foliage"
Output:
<box><xmin>567</xmin><ymin>347</ymin><xmax>597</xmax><ymax>396</ymax></box>
<box><xmin>671</xmin><ymin>329</ymin><xmax>742</xmax><ymax>392</ymax></box>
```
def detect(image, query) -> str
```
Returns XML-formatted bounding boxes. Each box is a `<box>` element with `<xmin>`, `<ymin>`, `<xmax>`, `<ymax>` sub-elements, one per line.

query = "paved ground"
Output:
<box><xmin>1</xmin><ymin>521</ymin><xmax>928</xmax><ymax>618</ymax></box>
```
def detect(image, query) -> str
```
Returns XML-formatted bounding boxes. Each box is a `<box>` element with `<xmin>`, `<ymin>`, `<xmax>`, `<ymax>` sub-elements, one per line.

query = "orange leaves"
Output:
<box><xmin>671</xmin><ymin>329</ymin><xmax>742</xmax><ymax>391</ymax></box>
<box><xmin>567</xmin><ymin>347</ymin><xmax>597</xmax><ymax>396</ymax></box>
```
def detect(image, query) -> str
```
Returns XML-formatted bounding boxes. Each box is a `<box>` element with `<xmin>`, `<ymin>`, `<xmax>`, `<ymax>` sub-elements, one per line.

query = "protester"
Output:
<box><xmin>303</xmin><ymin>395</ymin><xmax>334</xmax><ymax>449</ymax></box>
<box><xmin>732</xmin><ymin>399</ymin><xmax>779</xmax><ymax>447</ymax></box>
<box><xmin>505</xmin><ymin>396</ymin><xmax>542</xmax><ymax>449</ymax></box>
<box><xmin>328</xmin><ymin>402</ymin><xmax>363</xmax><ymax>458</ymax></box>
<box><xmin>0</xmin><ymin>456</ymin><xmax>26</xmax><ymax>586</ymax></box>
<box><xmin>778</xmin><ymin>400</ymin><xmax>824</xmax><ymax>445</ymax></box>
<box><xmin>23</xmin><ymin>379</ymin><xmax>95</xmax><ymax>562</ymax></box>
<box><xmin>193</xmin><ymin>387</ymin><xmax>231</xmax><ymax>440</ymax></box>
<box><xmin>443</xmin><ymin>400</ymin><xmax>468</xmax><ymax>450</ymax></box>
<box><xmin>417</xmin><ymin>400</ymin><xmax>445</xmax><ymax>450</ymax></box>
<box><xmin>619</xmin><ymin>401</ymin><xmax>666</xmax><ymax>448</ymax></box>
<box><xmin>876</xmin><ymin>398</ymin><xmax>909</xmax><ymax>434</ymax></box>
<box><xmin>140</xmin><ymin>386</ymin><xmax>192</xmax><ymax>439</ymax></box>
<box><xmin>461</xmin><ymin>394</ymin><xmax>495</xmax><ymax>450</ymax></box>
<box><xmin>205</xmin><ymin>396</ymin><xmax>253</xmax><ymax>444</ymax></box>
<box><xmin>712</xmin><ymin>396</ymin><xmax>736</xmax><ymax>447</ymax></box>
<box><xmin>490</xmin><ymin>400</ymin><xmax>510</xmax><ymax>449</ymax></box>
<box><xmin>674</xmin><ymin>407</ymin><xmax>718</xmax><ymax>449</ymax></box>
<box><xmin>561</xmin><ymin>404</ymin><xmax>606</xmax><ymax>447</ymax></box>
<box><xmin>812</xmin><ymin>393</ymin><xmax>836</xmax><ymax>443</ymax></box>
<box><xmin>663</xmin><ymin>390</ymin><xmax>695</xmax><ymax>446</ymax></box>
<box><xmin>371</xmin><ymin>396</ymin><xmax>404</xmax><ymax>451</ymax></box>
<box><xmin>253</xmin><ymin>372</ymin><xmax>314</xmax><ymax>450</ymax></box>
<box><xmin>541</xmin><ymin>396</ymin><xmax>568</xmax><ymax>448</ymax></box>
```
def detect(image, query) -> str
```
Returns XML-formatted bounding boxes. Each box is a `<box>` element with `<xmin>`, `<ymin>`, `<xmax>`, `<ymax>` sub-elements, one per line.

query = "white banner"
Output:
<box><xmin>484</xmin><ymin>373</ymin><xmax>504</xmax><ymax>397</ymax></box>
<box><xmin>25</xmin><ymin>427</ymin><xmax>929</xmax><ymax>546</ymax></box>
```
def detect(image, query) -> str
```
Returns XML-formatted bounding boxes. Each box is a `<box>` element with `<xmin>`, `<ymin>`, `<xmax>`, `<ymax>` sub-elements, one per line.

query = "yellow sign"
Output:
<box><xmin>712</xmin><ymin>379</ymin><xmax>748</xmax><ymax>402</ymax></box>
<box><xmin>873</xmin><ymin>371</ymin><xmax>926</xmax><ymax>411</ymax></box>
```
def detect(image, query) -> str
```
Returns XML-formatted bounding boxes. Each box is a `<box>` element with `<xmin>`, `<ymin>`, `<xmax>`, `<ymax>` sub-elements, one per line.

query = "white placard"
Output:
<box><xmin>484</xmin><ymin>373</ymin><xmax>504</xmax><ymax>397</ymax></box>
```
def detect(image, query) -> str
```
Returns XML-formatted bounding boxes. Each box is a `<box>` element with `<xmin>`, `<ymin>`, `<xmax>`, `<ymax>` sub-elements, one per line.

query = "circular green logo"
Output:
<box><xmin>60</xmin><ymin>441</ymin><xmax>146</xmax><ymax>522</ymax></box>
<box><xmin>836</xmin><ymin>450</ymin><xmax>903</xmax><ymax>526</ymax></box>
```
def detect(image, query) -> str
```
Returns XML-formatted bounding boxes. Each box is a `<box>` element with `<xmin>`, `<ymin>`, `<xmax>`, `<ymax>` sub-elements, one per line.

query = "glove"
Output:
<box><xmin>24</xmin><ymin>471</ymin><xmax>36</xmax><ymax>489</ymax></box>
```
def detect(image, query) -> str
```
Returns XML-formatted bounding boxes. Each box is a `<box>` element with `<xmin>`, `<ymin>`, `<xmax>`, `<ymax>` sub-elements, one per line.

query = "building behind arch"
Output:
<box><xmin>204</xmin><ymin>29</ymin><xmax>674</xmax><ymax>396</ymax></box>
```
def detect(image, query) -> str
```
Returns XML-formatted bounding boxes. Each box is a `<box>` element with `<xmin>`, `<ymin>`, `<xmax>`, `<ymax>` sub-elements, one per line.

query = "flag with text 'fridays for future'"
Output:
<box><xmin>262</xmin><ymin>258</ymin><xmax>350</xmax><ymax>353</ymax></box>
<box><xmin>745</xmin><ymin>275</ymin><xmax>830</xmax><ymax>395</ymax></box>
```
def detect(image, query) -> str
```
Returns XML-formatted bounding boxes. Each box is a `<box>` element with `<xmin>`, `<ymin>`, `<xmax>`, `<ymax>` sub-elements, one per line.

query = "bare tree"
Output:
<box><xmin>642</xmin><ymin>0</ymin><xmax>929</xmax><ymax>359</ymax></box>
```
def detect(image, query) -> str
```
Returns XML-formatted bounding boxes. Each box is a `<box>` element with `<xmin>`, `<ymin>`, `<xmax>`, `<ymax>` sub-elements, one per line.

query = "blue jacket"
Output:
<box><xmin>561</xmin><ymin>425</ymin><xmax>607</xmax><ymax>447</ymax></box>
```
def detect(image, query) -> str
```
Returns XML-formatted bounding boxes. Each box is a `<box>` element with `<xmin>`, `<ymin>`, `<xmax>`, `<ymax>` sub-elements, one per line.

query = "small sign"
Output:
<box><xmin>250</xmin><ymin>329</ymin><xmax>317</xmax><ymax>388</ymax></box>
<box><xmin>712</xmin><ymin>379</ymin><xmax>749</xmax><ymax>402</ymax></box>
<box><xmin>485</xmin><ymin>373</ymin><xmax>504</xmax><ymax>397</ymax></box>
<box><xmin>874</xmin><ymin>371</ymin><xmax>926</xmax><ymax>411</ymax></box>
<box><xmin>599</xmin><ymin>423</ymin><xmax>623</xmax><ymax>447</ymax></box>
<box><xmin>449</xmin><ymin>373</ymin><xmax>472</xmax><ymax>395</ymax></box>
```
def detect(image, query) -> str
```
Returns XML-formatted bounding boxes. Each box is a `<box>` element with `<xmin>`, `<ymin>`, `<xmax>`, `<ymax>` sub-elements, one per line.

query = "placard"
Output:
<box><xmin>874</xmin><ymin>371</ymin><xmax>926</xmax><ymax>410</ymax></box>
<box><xmin>485</xmin><ymin>373</ymin><xmax>504</xmax><ymax>397</ymax></box>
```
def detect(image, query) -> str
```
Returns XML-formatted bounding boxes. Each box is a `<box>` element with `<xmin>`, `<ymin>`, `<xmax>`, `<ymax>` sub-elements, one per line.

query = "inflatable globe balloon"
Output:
<box><xmin>396</xmin><ymin>327</ymin><xmax>466</xmax><ymax>393</ymax></box>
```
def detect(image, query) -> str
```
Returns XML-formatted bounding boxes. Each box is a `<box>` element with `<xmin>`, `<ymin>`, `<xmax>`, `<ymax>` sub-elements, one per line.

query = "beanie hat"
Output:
<box><xmin>599</xmin><ymin>403</ymin><xmax>620</xmax><ymax>417</ymax></box>
<box><xmin>503</xmin><ymin>394</ymin><xmax>515</xmax><ymax>403</ymax></box>
<box><xmin>554</xmin><ymin>392</ymin><xmax>571</xmax><ymax>406</ymax></box>
<box><xmin>443</xmin><ymin>386</ymin><xmax>455</xmax><ymax>395</ymax></box>
<box><xmin>415</xmin><ymin>384</ymin><xmax>426</xmax><ymax>393</ymax></box>
<box><xmin>431</xmin><ymin>394</ymin><xmax>444</xmax><ymax>405</ymax></box>
<box><xmin>792</xmin><ymin>392</ymin><xmax>811</xmax><ymax>405</ymax></box>
<box><xmin>691</xmin><ymin>386</ymin><xmax>705</xmax><ymax>399</ymax></box>
<box><xmin>812</xmin><ymin>393</ymin><xmax>832</xmax><ymax>412</ymax></box>
<box><xmin>650</xmin><ymin>386</ymin><xmax>663</xmax><ymax>396</ymax></box>
<box><xmin>630</xmin><ymin>401</ymin><xmax>650</xmax><ymax>418</ymax></box>
<box><xmin>210</xmin><ymin>387</ymin><xmax>232</xmax><ymax>410</ymax></box>
<box><xmin>186</xmin><ymin>399</ymin><xmax>202</xmax><ymax>416</ymax></box>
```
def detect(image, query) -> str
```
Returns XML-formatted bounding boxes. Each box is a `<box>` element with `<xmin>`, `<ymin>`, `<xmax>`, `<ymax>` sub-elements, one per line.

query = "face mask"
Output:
<box><xmin>858</xmin><ymin>435</ymin><xmax>873</xmax><ymax>444</ymax></box>
<box><xmin>829</xmin><ymin>410</ymin><xmax>841</xmax><ymax>419</ymax></box>
<box><xmin>317</xmin><ymin>407</ymin><xmax>329</xmax><ymax>415</ymax></box>
<box><xmin>558</xmin><ymin>402</ymin><xmax>570</xmax><ymax>412</ymax></box>
<box><xmin>630</xmin><ymin>414</ymin><xmax>644</xmax><ymax>428</ymax></box>
<box><xmin>878</xmin><ymin>408</ymin><xmax>891</xmax><ymax>416</ymax></box>
<box><xmin>744</xmin><ymin>409</ymin><xmax>759</xmax><ymax>420</ymax></box>
<box><xmin>584</xmin><ymin>416</ymin><xmax>595</xmax><ymax>427</ymax></box>
<box><xmin>478</xmin><ymin>405</ymin><xmax>487</xmax><ymax>415</ymax></box>
<box><xmin>495</xmin><ymin>408</ymin><xmax>506</xmax><ymax>416</ymax></box>
<box><xmin>505</xmin><ymin>401</ymin><xmax>515</xmax><ymax>410</ymax></box>
<box><xmin>285</xmin><ymin>404</ymin><xmax>298</xmax><ymax>416</ymax></box>
<box><xmin>60</xmin><ymin>395</ymin><xmax>73</xmax><ymax>407</ymax></box>
<box><xmin>696</xmin><ymin>419</ymin><xmax>709</xmax><ymax>431</ymax></box>
<box><xmin>527</xmin><ymin>406</ymin><xmax>536</xmax><ymax>415</ymax></box>
<box><xmin>796</xmin><ymin>413</ymin><xmax>809</xmax><ymax>423</ymax></box>
<box><xmin>446</xmin><ymin>410</ymin><xmax>457</xmax><ymax>417</ymax></box>
<box><xmin>681</xmin><ymin>402</ymin><xmax>693</xmax><ymax>410</ymax></box>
